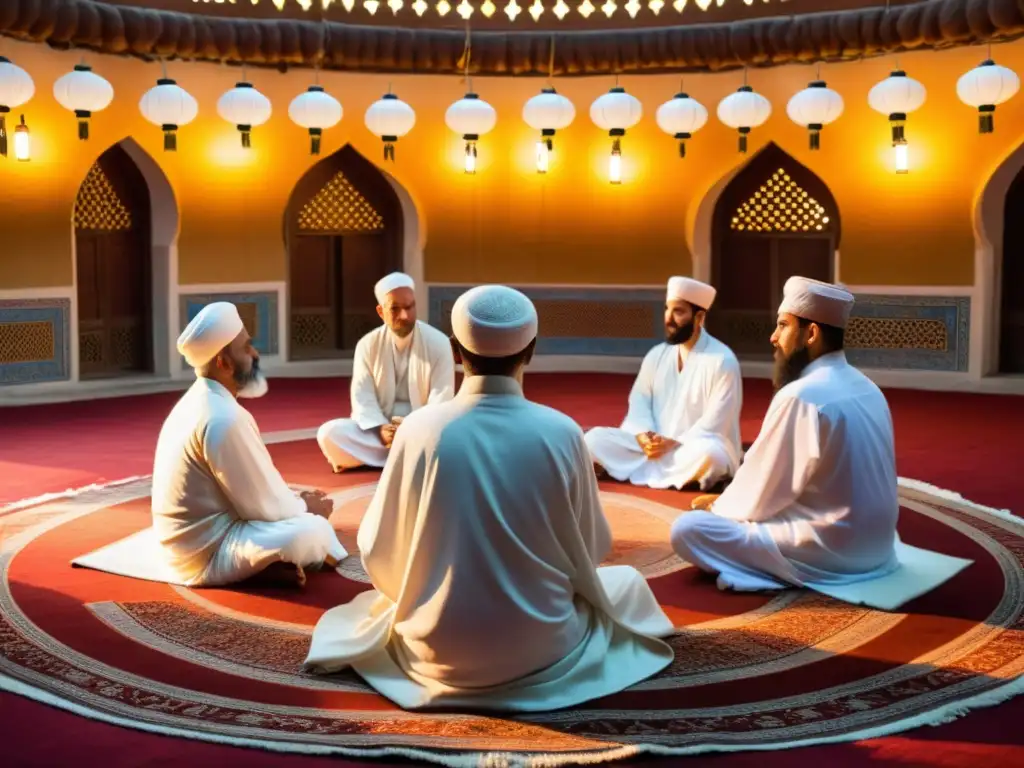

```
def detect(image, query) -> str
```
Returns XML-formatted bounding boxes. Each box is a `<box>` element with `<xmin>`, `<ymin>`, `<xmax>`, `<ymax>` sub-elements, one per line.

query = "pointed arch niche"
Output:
<box><xmin>707</xmin><ymin>143</ymin><xmax>841</xmax><ymax>360</ymax></box>
<box><xmin>72</xmin><ymin>139</ymin><xmax>178</xmax><ymax>379</ymax></box>
<box><xmin>285</xmin><ymin>145</ymin><xmax>404</xmax><ymax>360</ymax></box>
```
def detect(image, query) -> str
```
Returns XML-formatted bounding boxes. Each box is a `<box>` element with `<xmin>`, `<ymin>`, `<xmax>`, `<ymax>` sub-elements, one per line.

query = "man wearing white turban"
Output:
<box><xmin>316</xmin><ymin>272</ymin><xmax>455</xmax><ymax>472</ymax></box>
<box><xmin>585</xmin><ymin>276</ymin><xmax>743</xmax><ymax>491</ymax></box>
<box><xmin>143</xmin><ymin>302</ymin><xmax>347</xmax><ymax>587</ymax></box>
<box><xmin>670</xmin><ymin>277</ymin><xmax>906</xmax><ymax>594</ymax></box>
<box><xmin>304</xmin><ymin>285</ymin><xmax>674</xmax><ymax>711</ymax></box>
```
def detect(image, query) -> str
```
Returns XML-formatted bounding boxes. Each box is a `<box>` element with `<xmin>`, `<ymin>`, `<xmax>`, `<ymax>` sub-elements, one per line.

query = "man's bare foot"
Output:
<box><xmin>251</xmin><ymin>562</ymin><xmax>306</xmax><ymax>588</ymax></box>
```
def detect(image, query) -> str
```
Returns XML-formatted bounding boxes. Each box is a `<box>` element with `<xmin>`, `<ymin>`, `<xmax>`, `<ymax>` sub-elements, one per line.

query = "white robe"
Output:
<box><xmin>585</xmin><ymin>330</ymin><xmax>743</xmax><ymax>490</ymax></box>
<box><xmin>317</xmin><ymin>321</ymin><xmax>455</xmax><ymax>471</ymax></box>
<box><xmin>150</xmin><ymin>378</ymin><xmax>347</xmax><ymax>587</ymax></box>
<box><xmin>671</xmin><ymin>351</ymin><xmax>901</xmax><ymax>592</ymax></box>
<box><xmin>304</xmin><ymin>375</ymin><xmax>675</xmax><ymax>711</ymax></box>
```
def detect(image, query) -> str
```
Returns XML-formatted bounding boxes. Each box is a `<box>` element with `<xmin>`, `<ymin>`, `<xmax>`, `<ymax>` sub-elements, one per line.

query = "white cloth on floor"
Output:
<box><xmin>585</xmin><ymin>330</ymin><xmax>743</xmax><ymax>490</ymax></box>
<box><xmin>318</xmin><ymin>321</ymin><xmax>454</xmax><ymax>471</ymax></box>
<box><xmin>671</xmin><ymin>351</ymin><xmax>947</xmax><ymax>601</ymax></box>
<box><xmin>73</xmin><ymin>378</ymin><xmax>347</xmax><ymax>587</ymax></box>
<box><xmin>304</xmin><ymin>375</ymin><xmax>674</xmax><ymax>712</ymax></box>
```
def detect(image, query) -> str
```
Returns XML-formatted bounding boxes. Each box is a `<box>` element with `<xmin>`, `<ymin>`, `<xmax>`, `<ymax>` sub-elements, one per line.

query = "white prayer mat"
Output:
<box><xmin>811</xmin><ymin>541</ymin><xmax>973</xmax><ymax>611</ymax></box>
<box><xmin>71</xmin><ymin>527</ymin><xmax>188</xmax><ymax>585</ymax></box>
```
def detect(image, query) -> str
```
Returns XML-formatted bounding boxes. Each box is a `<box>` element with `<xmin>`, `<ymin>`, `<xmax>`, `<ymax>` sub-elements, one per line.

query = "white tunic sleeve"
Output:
<box><xmin>203</xmin><ymin>413</ymin><xmax>308</xmax><ymax>523</ymax></box>
<box><xmin>350</xmin><ymin>336</ymin><xmax>390</xmax><ymax>431</ymax></box>
<box><xmin>712</xmin><ymin>393</ymin><xmax>821</xmax><ymax>523</ymax></box>
<box><xmin>680</xmin><ymin>357</ymin><xmax>743</xmax><ymax>443</ymax></box>
<box><xmin>426</xmin><ymin>334</ymin><xmax>456</xmax><ymax>405</ymax></box>
<box><xmin>620</xmin><ymin>350</ymin><xmax>659</xmax><ymax>435</ymax></box>
<box><xmin>570</xmin><ymin>432</ymin><xmax>613</xmax><ymax>565</ymax></box>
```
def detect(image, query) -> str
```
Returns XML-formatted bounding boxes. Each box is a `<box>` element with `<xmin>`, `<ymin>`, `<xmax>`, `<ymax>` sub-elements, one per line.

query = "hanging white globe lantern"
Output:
<box><xmin>655</xmin><ymin>92</ymin><xmax>707</xmax><ymax>158</ymax></box>
<box><xmin>957</xmin><ymin>59</ymin><xmax>1020</xmax><ymax>134</ymax></box>
<box><xmin>522</xmin><ymin>87</ymin><xmax>575</xmax><ymax>173</ymax></box>
<box><xmin>289</xmin><ymin>85</ymin><xmax>343</xmax><ymax>155</ymax></box>
<box><xmin>53</xmin><ymin>64</ymin><xmax>114</xmax><ymax>140</ymax></box>
<box><xmin>786</xmin><ymin>79</ymin><xmax>844</xmax><ymax>150</ymax></box>
<box><xmin>365</xmin><ymin>92</ymin><xmax>416</xmax><ymax>161</ymax></box>
<box><xmin>216</xmin><ymin>81</ymin><xmax>272</xmax><ymax>148</ymax></box>
<box><xmin>717</xmin><ymin>85</ymin><xmax>771</xmax><ymax>153</ymax></box>
<box><xmin>590</xmin><ymin>85</ymin><xmax>642</xmax><ymax>184</ymax></box>
<box><xmin>445</xmin><ymin>92</ymin><xmax>497</xmax><ymax>175</ymax></box>
<box><xmin>867</xmin><ymin>69</ymin><xmax>926</xmax><ymax>144</ymax></box>
<box><xmin>0</xmin><ymin>56</ymin><xmax>34</xmax><ymax>159</ymax></box>
<box><xmin>139</xmin><ymin>78</ymin><xmax>198</xmax><ymax>152</ymax></box>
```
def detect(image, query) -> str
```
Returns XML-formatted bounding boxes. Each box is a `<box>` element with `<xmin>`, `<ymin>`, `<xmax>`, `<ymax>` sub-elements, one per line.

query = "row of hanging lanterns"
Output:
<box><xmin>0</xmin><ymin>54</ymin><xmax>1019</xmax><ymax>179</ymax></box>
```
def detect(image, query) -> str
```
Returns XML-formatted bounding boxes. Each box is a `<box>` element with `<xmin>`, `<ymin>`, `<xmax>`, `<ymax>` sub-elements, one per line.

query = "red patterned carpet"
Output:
<box><xmin>1</xmin><ymin>374</ymin><xmax>1023</xmax><ymax>767</ymax></box>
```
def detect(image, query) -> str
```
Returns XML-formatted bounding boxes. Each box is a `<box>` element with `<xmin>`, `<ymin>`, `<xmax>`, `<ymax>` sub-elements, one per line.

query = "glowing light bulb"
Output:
<box><xmin>363</xmin><ymin>0</ymin><xmax>379</xmax><ymax>11</ymax></box>
<box><xmin>894</xmin><ymin>140</ymin><xmax>909</xmax><ymax>174</ymax></box>
<box><xmin>648</xmin><ymin>0</ymin><xmax>664</xmax><ymax>12</ymax></box>
<box><xmin>457</xmin><ymin>0</ymin><xmax>473</xmax><ymax>17</ymax></box>
<box><xmin>436</xmin><ymin>0</ymin><xmax>451</xmax><ymax>13</ymax></box>
<box><xmin>601</xmin><ymin>0</ymin><xmax>616</xmax><ymax>16</ymax></box>
<box><xmin>578</xmin><ymin>0</ymin><xmax>595</xmax><ymax>15</ymax></box>
<box><xmin>481</xmin><ymin>0</ymin><xmax>496</xmax><ymax>14</ymax></box>
<box><xmin>504</xmin><ymin>0</ymin><xmax>521</xmax><ymax>18</ymax></box>
<box><xmin>341</xmin><ymin>0</ymin><xmax>355</xmax><ymax>10</ymax></box>
<box><xmin>536</xmin><ymin>140</ymin><xmax>549</xmax><ymax>173</ymax></box>
<box><xmin>529</xmin><ymin>0</ymin><xmax>544</xmax><ymax>19</ymax></box>
<box><xmin>672</xmin><ymin>0</ymin><xmax>686</xmax><ymax>10</ymax></box>
<box><xmin>625</xmin><ymin>0</ymin><xmax>640</xmax><ymax>16</ymax></box>
<box><xmin>609</xmin><ymin>148</ymin><xmax>621</xmax><ymax>184</ymax></box>
<box><xmin>464</xmin><ymin>143</ymin><xmax>477</xmax><ymax>174</ymax></box>
<box><xmin>387</xmin><ymin>0</ymin><xmax>403</xmax><ymax>11</ymax></box>
<box><xmin>412</xmin><ymin>0</ymin><xmax>427</xmax><ymax>11</ymax></box>
<box><xmin>14</xmin><ymin>115</ymin><xmax>30</xmax><ymax>162</ymax></box>
<box><xmin>553</xmin><ymin>0</ymin><xmax>570</xmax><ymax>17</ymax></box>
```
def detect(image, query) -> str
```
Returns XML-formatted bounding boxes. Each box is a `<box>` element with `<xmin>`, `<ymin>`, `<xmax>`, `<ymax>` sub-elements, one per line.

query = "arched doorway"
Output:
<box><xmin>74</xmin><ymin>144</ymin><xmax>153</xmax><ymax>378</ymax></box>
<box><xmin>285</xmin><ymin>145</ymin><xmax>403</xmax><ymax>360</ymax></box>
<box><xmin>707</xmin><ymin>143</ymin><xmax>840</xmax><ymax>360</ymax></box>
<box><xmin>999</xmin><ymin>168</ymin><xmax>1024</xmax><ymax>373</ymax></box>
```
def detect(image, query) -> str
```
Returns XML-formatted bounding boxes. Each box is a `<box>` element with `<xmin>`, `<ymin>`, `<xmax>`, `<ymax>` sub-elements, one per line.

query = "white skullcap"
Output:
<box><xmin>451</xmin><ymin>285</ymin><xmax>539</xmax><ymax>358</ymax></box>
<box><xmin>778</xmin><ymin>276</ymin><xmax>855</xmax><ymax>329</ymax></box>
<box><xmin>177</xmin><ymin>302</ymin><xmax>245</xmax><ymax>368</ymax></box>
<box><xmin>374</xmin><ymin>272</ymin><xmax>415</xmax><ymax>305</ymax></box>
<box><xmin>667</xmin><ymin>276</ymin><xmax>717</xmax><ymax>310</ymax></box>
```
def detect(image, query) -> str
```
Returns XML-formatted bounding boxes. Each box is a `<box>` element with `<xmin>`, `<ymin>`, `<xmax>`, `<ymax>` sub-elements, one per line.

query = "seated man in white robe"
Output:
<box><xmin>670</xmin><ymin>277</ymin><xmax>902</xmax><ymax>592</ymax></box>
<box><xmin>317</xmin><ymin>272</ymin><xmax>455</xmax><ymax>472</ymax></box>
<box><xmin>151</xmin><ymin>302</ymin><xmax>347</xmax><ymax>588</ymax></box>
<box><xmin>585</xmin><ymin>276</ymin><xmax>743</xmax><ymax>492</ymax></box>
<box><xmin>304</xmin><ymin>285</ymin><xmax>674</xmax><ymax>712</ymax></box>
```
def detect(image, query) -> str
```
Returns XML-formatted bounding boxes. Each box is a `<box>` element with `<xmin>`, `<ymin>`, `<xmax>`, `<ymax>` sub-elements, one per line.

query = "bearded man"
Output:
<box><xmin>670</xmin><ymin>277</ymin><xmax>903</xmax><ymax>592</ymax></box>
<box><xmin>148</xmin><ymin>302</ymin><xmax>346</xmax><ymax>588</ymax></box>
<box><xmin>584</xmin><ymin>276</ymin><xmax>743</xmax><ymax>491</ymax></box>
<box><xmin>317</xmin><ymin>272</ymin><xmax>455</xmax><ymax>472</ymax></box>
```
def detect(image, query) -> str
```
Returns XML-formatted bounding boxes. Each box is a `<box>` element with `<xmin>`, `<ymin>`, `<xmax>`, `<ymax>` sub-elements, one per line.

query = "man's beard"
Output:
<box><xmin>772</xmin><ymin>344</ymin><xmax>812</xmax><ymax>393</ymax></box>
<box><xmin>665</xmin><ymin>319</ymin><xmax>695</xmax><ymax>345</ymax></box>
<box><xmin>235</xmin><ymin>358</ymin><xmax>269</xmax><ymax>400</ymax></box>
<box><xmin>391</xmin><ymin>321</ymin><xmax>414</xmax><ymax>339</ymax></box>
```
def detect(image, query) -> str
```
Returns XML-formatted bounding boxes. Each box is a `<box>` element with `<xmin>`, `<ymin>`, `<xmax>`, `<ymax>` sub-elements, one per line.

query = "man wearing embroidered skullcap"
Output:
<box><xmin>316</xmin><ymin>271</ymin><xmax>454</xmax><ymax>472</ymax></box>
<box><xmin>671</xmin><ymin>277</ymin><xmax>906</xmax><ymax>595</ymax></box>
<box><xmin>146</xmin><ymin>302</ymin><xmax>347</xmax><ymax>588</ymax></box>
<box><xmin>585</xmin><ymin>276</ymin><xmax>743</xmax><ymax>492</ymax></box>
<box><xmin>304</xmin><ymin>285</ymin><xmax>674</xmax><ymax>711</ymax></box>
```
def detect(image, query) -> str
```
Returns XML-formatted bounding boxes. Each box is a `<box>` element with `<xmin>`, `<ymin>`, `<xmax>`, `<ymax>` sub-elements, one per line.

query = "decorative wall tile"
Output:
<box><xmin>0</xmin><ymin>299</ymin><xmax>71</xmax><ymax>385</ymax></box>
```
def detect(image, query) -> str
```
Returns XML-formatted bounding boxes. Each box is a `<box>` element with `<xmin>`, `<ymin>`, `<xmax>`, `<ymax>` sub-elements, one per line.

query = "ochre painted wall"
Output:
<box><xmin>2</xmin><ymin>37</ymin><xmax>1024</xmax><ymax>290</ymax></box>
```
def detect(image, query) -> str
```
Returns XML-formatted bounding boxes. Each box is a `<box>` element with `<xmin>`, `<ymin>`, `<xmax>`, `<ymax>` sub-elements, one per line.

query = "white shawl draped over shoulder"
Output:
<box><xmin>350</xmin><ymin>321</ymin><xmax>455</xmax><ymax>430</ymax></box>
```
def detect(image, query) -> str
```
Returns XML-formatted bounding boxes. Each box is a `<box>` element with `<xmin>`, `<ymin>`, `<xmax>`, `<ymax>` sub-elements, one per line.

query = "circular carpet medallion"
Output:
<box><xmin>1</xmin><ymin>439</ymin><xmax>1022</xmax><ymax>767</ymax></box>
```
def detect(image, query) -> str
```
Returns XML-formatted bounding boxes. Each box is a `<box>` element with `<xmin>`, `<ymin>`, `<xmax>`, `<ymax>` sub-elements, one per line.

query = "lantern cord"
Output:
<box><xmin>742</xmin><ymin>67</ymin><xmax>748</xmax><ymax>87</ymax></box>
<box><xmin>160</xmin><ymin>58</ymin><xmax>168</xmax><ymax>79</ymax></box>
<box><xmin>458</xmin><ymin>22</ymin><xmax>472</xmax><ymax>91</ymax></box>
<box><xmin>547</xmin><ymin>35</ymin><xmax>556</xmax><ymax>85</ymax></box>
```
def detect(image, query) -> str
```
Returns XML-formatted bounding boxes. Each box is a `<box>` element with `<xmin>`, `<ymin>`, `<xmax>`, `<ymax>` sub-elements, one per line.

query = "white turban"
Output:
<box><xmin>451</xmin><ymin>285</ymin><xmax>539</xmax><ymax>358</ymax></box>
<box><xmin>778</xmin><ymin>276</ymin><xmax>855</xmax><ymax>329</ymax></box>
<box><xmin>177</xmin><ymin>302</ymin><xmax>245</xmax><ymax>368</ymax></box>
<box><xmin>374</xmin><ymin>272</ymin><xmax>415</xmax><ymax>306</ymax></box>
<box><xmin>667</xmin><ymin>276</ymin><xmax>717</xmax><ymax>310</ymax></box>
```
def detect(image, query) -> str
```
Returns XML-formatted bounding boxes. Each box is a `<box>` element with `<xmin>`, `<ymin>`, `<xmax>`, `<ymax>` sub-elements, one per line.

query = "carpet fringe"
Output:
<box><xmin>898</xmin><ymin>477</ymin><xmax>1022</xmax><ymax>528</ymax></box>
<box><xmin>0</xmin><ymin>475</ymin><xmax>151</xmax><ymax>516</ymax></box>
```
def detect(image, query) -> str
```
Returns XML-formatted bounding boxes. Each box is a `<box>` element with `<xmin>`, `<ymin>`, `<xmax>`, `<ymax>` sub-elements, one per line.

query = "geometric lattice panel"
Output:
<box><xmin>0</xmin><ymin>321</ymin><xmax>55</xmax><ymax>364</ymax></box>
<box><xmin>291</xmin><ymin>313</ymin><xmax>330</xmax><ymax>348</ymax></box>
<box><xmin>74</xmin><ymin>163</ymin><xmax>132</xmax><ymax>232</ymax></box>
<box><xmin>298</xmin><ymin>171</ymin><xmax>384</xmax><ymax>233</ymax></box>
<box><xmin>730</xmin><ymin>168</ymin><xmax>831</xmax><ymax>234</ymax></box>
<box><xmin>847</xmin><ymin>317</ymin><xmax>948</xmax><ymax>351</ymax></box>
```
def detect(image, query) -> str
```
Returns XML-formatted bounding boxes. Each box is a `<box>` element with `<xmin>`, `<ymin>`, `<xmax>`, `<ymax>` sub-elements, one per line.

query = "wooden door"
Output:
<box><xmin>290</xmin><ymin>234</ymin><xmax>339</xmax><ymax>358</ymax></box>
<box><xmin>1000</xmin><ymin>169</ymin><xmax>1024</xmax><ymax>373</ymax></box>
<box><xmin>74</xmin><ymin>149</ymin><xmax>152</xmax><ymax>378</ymax></box>
<box><xmin>340</xmin><ymin>234</ymin><xmax>392</xmax><ymax>348</ymax></box>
